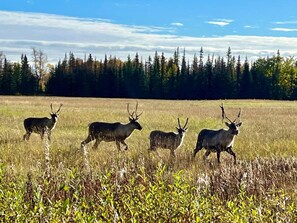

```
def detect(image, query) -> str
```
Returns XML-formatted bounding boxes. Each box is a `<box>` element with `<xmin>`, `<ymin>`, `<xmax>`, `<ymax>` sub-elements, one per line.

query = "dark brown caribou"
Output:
<box><xmin>193</xmin><ymin>104</ymin><xmax>242</xmax><ymax>164</ymax></box>
<box><xmin>81</xmin><ymin>102</ymin><xmax>143</xmax><ymax>150</ymax></box>
<box><xmin>148</xmin><ymin>118</ymin><xmax>189</xmax><ymax>158</ymax></box>
<box><xmin>23</xmin><ymin>104</ymin><xmax>63</xmax><ymax>141</ymax></box>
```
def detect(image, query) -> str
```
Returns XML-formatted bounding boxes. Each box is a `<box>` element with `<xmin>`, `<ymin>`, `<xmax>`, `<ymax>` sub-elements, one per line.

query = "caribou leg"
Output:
<box><xmin>203</xmin><ymin>150</ymin><xmax>211</xmax><ymax>162</ymax></box>
<box><xmin>23</xmin><ymin>131</ymin><xmax>31</xmax><ymax>141</ymax></box>
<box><xmin>193</xmin><ymin>146</ymin><xmax>202</xmax><ymax>158</ymax></box>
<box><xmin>170</xmin><ymin>150</ymin><xmax>176</xmax><ymax>158</ymax></box>
<box><xmin>120</xmin><ymin>140</ymin><xmax>128</xmax><ymax>150</ymax></box>
<box><xmin>81</xmin><ymin>135</ymin><xmax>93</xmax><ymax>148</ymax></box>
<box><xmin>226</xmin><ymin>147</ymin><xmax>236</xmax><ymax>164</ymax></box>
<box><xmin>40</xmin><ymin>131</ymin><xmax>45</xmax><ymax>140</ymax></box>
<box><xmin>47</xmin><ymin>132</ymin><xmax>51</xmax><ymax>141</ymax></box>
<box><xmin>149</xmin><ymin>140</ymin><xmax>157</xmax><ymax>151</ymax></box>
<box><xmin>193</xmin><ymin>140</ymin><xmax>202</xmax><ymax>158</ymax></box>
<box><xmin>115</xmin><ymin>140</ymin><xmax>121</xmax><ymax>151</ymax></box>
<box><xmin>92</xmin><ymin>139</ymin><xmax>101</xmax><ymax>150</ymax></box>
<box><xmin>216</xmin><ymin>151</ymin><xmax>221</xmax><ymax>164</ymax></box>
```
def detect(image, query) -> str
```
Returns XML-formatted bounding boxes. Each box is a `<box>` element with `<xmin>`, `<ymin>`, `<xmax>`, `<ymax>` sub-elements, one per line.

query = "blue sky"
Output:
<box><xmin>1</xmin><ymin>0</ymin><xmax>297</xmax><ymax>63</ymax></box>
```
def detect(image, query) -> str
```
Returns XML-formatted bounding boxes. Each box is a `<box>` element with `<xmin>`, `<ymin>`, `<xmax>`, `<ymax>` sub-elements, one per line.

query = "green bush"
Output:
<box><xmin>0</xmin><ymin>160</ymin><xmax>296</xmax><ymax>222</ymax></box>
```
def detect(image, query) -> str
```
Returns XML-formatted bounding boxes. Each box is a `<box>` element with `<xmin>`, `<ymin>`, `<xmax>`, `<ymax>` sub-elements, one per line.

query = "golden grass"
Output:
<box><xmin>0</xmin><ymin>96</ymin><xmax>297</xmax><ymax>178</ymax></box>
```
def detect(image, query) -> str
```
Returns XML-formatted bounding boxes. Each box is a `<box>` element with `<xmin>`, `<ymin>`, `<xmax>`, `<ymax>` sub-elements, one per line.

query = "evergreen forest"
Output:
<box><xmin>1</xmin><ymin>47</ymin><xmax>297</xmax><ymax>100</ymax></box>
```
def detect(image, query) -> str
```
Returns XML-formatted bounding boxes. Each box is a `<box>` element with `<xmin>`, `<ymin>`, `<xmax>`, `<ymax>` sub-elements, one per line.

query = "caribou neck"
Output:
<box><xmin>177</xmin><ymin>132</ymin><xmax>185</xmax><ymax>140</ymax></box>
<box><xmin>123</xmin><ymin>122</ymin><xmax>138</xmax><ymax>136</ymax></box>
<box><xmin>222</xmin><ymin>128</ymin><xmax>237</xmax><ymax>146</ymax></box>
<box><xmin>48</xmin><ymin>116</ymin><xmax>58</xmax><ymax>130</ymax></box>
<box><xmin>223</xmin><ymin>128</ymin><xmax>235</xmax><ymax>137</ymax></box>
<box><xmin>175</xmin><ymin>131</ymin><xmax>185</xmax><ymax>142</ymax></box>
<box><xmin>175</xmin><ymin>132</ymin><xmax>185</xmax><ymax>148</ymax></box>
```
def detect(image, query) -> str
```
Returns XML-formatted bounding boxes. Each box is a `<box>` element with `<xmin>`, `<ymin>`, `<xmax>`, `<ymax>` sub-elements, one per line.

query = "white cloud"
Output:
<box><xmin>271</xmin><ymin>27</ymin><xmax>297</xmax><ymax>32</ymax></box>
<box><xmin>170</xmin><ymin>22</ymin><xmax>183</xmax><ymax>27</ymax></box>
<box><xmin>275</xmin><ymin>20</ymin><xmax>297</xmax><ymax>25</ymax></box>
<box><xmin>1</xmin><ymin>11</ymin><xmax>297</xmax><ymax>63</ymax></box>
<box><xmin>26</xmin><ymin>0</ymin><xmax>34</xmax><ymax>4</ymax></box>
<box><xmin>206</xmin><ymin>19</ymin><xmax>233</xmax><ymax>27</ymax></box>
<box><xmin>244</xmin><ymin>25</ymin><xmax>258</xmax><ymax>29</ymax></box>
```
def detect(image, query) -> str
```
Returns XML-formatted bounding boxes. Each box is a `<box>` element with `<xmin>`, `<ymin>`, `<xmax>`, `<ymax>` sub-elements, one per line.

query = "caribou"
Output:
<box><xmin>148</xmin><ymin>118</ymin><xmax>189</xmax><ymax>158</ymax></box>
<box><xmin>81</xmin><ymin>102</ymin><xmax>143</xmax><ymax>150</ymax></box>
<box><xmin>193</xmin><ymin>104</ymin><xmax>242</xmax><ymax>164</ymax></box>
<box><xmin>23</xmin><ymin>104</ymin><xmax>63</xmax><ymax>141</ymax></box>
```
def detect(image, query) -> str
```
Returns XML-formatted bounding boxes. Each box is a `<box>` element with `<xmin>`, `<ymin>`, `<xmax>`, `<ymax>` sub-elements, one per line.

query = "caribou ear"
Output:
<box><xmin>225</xmin><ymin>122</ymin><xmax>230</xmax><ymax>127</ymax></box>
<box><xmin>236</xmin><ymin>122</ymin><xmax>242</xmax><ymax>127</ymax></box>
<box><xmin>129</xmin><ymin>117</ymin><xmax>133</xmax><ymax>122</ymax></box>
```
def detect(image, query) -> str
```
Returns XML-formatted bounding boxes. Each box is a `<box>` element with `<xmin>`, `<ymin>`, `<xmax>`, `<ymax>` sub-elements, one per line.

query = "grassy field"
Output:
<box><xmin>0</xmin><ymin>96</ymin><xmax>297</xmax><ymax>222</ymax></box>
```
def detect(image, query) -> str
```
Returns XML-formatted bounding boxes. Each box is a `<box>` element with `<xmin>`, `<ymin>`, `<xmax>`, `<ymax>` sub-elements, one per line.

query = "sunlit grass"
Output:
<box><xmin>1</xmin><ymin>96</ymin><xmax>297</xmax><ymax>176</ymax></box>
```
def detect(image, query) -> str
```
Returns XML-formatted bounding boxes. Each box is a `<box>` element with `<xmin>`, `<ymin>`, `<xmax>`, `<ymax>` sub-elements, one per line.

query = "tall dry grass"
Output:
<box><xmin>1</xmin><ymin>96</ymin><xmax>297</xmax><ymax>177</ymax></box>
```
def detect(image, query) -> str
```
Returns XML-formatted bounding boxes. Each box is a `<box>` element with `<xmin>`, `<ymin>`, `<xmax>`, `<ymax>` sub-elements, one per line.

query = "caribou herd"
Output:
<box><xmin>23</xmin><ymin>102</ymin><xmax>242</xmax><ymax>164</ymax></box>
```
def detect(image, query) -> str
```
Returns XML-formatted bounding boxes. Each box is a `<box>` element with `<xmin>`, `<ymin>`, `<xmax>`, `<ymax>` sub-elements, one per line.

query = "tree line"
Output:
<box><xmin>1</xmin><ymin>48</ymin><xmax>297</xmax><ymax>100</ymax></box>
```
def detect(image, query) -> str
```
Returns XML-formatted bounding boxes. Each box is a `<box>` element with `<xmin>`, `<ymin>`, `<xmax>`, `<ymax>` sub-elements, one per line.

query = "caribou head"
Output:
<box><xmin>127</xmin><ymin>102</ymin><xmax>143</xmax><ymax>130</ymax></box>
<box><xmin>220</xmin><ymin>103</ymin><xmax>242</xmax><ymax>135</ymax></box>
<box><xmin>50</xmin><ymin>103</ymin><xmax>63</xmax><ymax>122</ymax></box>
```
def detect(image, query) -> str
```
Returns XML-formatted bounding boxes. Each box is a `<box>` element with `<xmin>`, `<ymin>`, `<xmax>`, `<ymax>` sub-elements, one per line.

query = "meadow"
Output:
<box><xmin>0</xmin><ymin>96</ymin><xmax>297</xmax><ymax>222</ymax></box>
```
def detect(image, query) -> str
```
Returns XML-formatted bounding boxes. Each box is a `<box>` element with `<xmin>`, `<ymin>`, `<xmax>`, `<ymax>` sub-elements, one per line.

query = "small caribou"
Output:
<box><xmin>193</xmin><ymin>104</ymin><xmax>242</xmax><ymax>164</ymax></box>
<box><xmin>81</xmin><ymin>102</ymin><xmax>143</xmax><ymax>150</ymax></box>
<box><xmin>23</xmin><ymin>104</ymin><xmax>63</xmax><ymax>141</ymax></box>
<box><xmin>149</xmin><ymin>118</ymin><xmax>189</xmax><ymax>158</ymax></box>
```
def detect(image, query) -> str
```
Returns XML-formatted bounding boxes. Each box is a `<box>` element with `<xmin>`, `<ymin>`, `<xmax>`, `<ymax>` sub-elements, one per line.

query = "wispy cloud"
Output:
<box><xmin>271</xmin><ymin>27</ymin><xmax>297</xmax><ymax>32</ymax></box>
<box><xmin>170</xmin><ymin>22</ymin><xmax>183</xmax><ymax>27</ymax></box>
<box><xmin>275</xmin><ymin>20</ymin><xmax>297</xmax><ymax>25</ymax></box>
<box><xmin>1</xmin><ymin>11</ymin><xmax>297</xmax><ymax>63</ymax></box>
<box><xmin>206</xmin><ymin>19</ymin><xmax>233</xmax><ymax>27</ymax></box>
<box><xmin>26</xmin><ymin>0</ymin><xmax>34</xmax><ymax>4</ymax></box>
<box><xmin>244</xmin><ymin>25</ymin><xmax>258</xmax><ymax>29</ymax></box>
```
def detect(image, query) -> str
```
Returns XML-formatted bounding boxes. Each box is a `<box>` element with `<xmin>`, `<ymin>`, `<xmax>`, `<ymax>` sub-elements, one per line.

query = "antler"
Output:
<box><xmin>127</xmin><ymin>102</ymin><xmax>143</xmax><ymax>120</ymax></box>
<box><xmin>177</xmin><ymin>118</ymin><xmax>181</xmax><ymax>128</ymax></box>
<box><xmin>127</xmin><ymin>103</ymin><xmax>134</xmax><ymax>119</ymax></box>
<box><xmin>50</xmin><ymin>104</ymin><xmax>54</xmax><ymax>113</ymax></box>
<box><xmin>134</xmin><ymin>101</ymin><xmax>143</xmax><ymax>120</ymax></box>
<box><xmin>177</xmin><ymin>117</ymin><xmax>189</xmax><ymax>129</ymax></box>
<box><xmin>233</xmin><ymin>108</ymin><xmax>241</xmax><ymax>123</ymax></box>
<box><xmin>219</xmin><ymin>103</ymin><xmax>232</xmax><ymax>123</ymax></box>
<box><xmin>56</xmin><ymin>104</ymin><xmax>63</xmax><ymax>113</ymax></box>
<box><xmin>183</xmin><ymin>117</ymin><xmax>189</xmax><ymax>129</ymax></box>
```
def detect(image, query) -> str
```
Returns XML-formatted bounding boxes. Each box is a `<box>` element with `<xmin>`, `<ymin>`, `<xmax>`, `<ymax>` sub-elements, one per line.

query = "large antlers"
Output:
<box><xmin>50</xmin><ymin>103</ymin><xmax>63</xmax><ymax>114</ymax></box>
<box><xmin>220</xmin><ymin>103</ymin><xmax>241</xmax><ymax>123</ymax></box>
<box><xmin>127</xmin><ymin>102</ymin><xmax>143</xmax><ymax>121</ymax></box>
<box><xmin>177</xmin><ymin>117</ymin><xmax>189</xmax><ymax>130</ymax></box>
